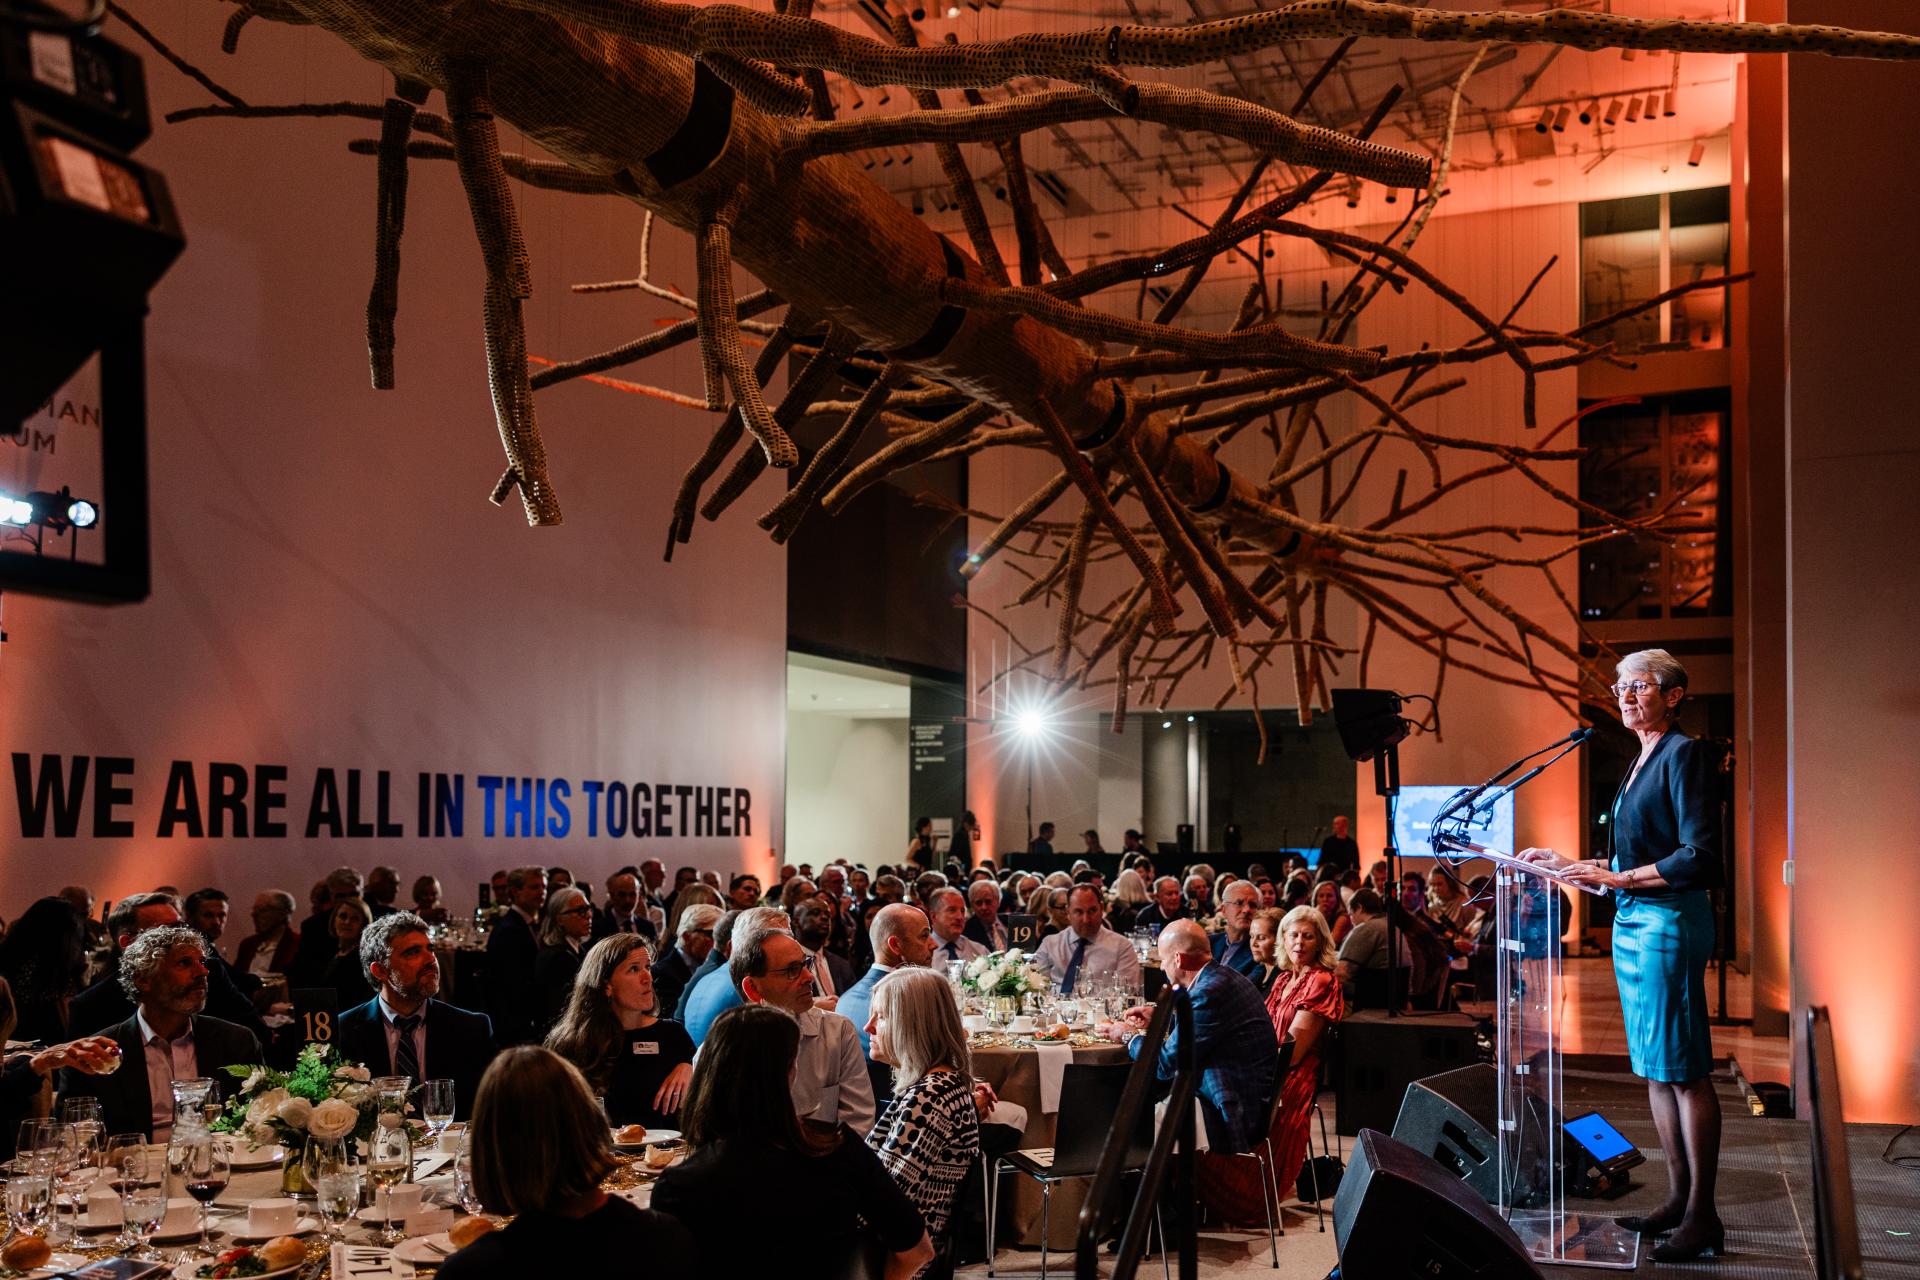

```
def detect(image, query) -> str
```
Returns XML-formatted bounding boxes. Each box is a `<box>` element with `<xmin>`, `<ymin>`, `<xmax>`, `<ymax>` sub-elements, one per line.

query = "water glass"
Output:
<box><xmin>5</xmin><ymin>1170</ymin><xmax>51</xmax><ymax>1235</ymax></box>
<box><xmin>315</xmin><ymin>1170</ymin><xmax>363</xmax><ymax>1242</ymax></box>
<box><xmin>421</xmin><ymin>1079</ymin><xmax>456</xmax><ymax>1138</ymax></box>
<box><xmin>122</xmin><ymin>1179</ymin><xmax>167</xmax><ymax>1261</ymax></box>
<box><xmin>451</xmin><ymin>1147</ymin><xmax>483</xmax><ymax>1217</ymax></box>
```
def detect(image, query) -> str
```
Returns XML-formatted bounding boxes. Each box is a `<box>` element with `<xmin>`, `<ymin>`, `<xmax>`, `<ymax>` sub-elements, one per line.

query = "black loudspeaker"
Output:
<box><xmin>1335</xmin><ymin>1010</ymin><xmax>1481</xmax><ymax>1136</ymax></box>
<box><xmin>1176</xmin><ymin>823</ymin><xmax>1195</xmax><ymax>856</ymax></box>
<box><xmin>1331</xmin><ymin>688</ymin><xmax>1409</xmax><ymax>762</ymax></box>
<box><xmin>1333</xmin><ymin>1129</ymin><xmax>1542</xmax><ymax>1280</ymax></box>
<box><xmin>1393</xmin><ymin>1063</ymin><xmax>1558</xmax><ymax>1206</ymax></box>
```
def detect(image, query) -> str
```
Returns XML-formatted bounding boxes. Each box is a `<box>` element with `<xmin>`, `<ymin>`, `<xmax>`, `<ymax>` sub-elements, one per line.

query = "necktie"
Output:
<box><xmin>1062</xmin><ymin>937</ymin><xmax>1089</xmax><ymax>994</ymax></box>
<box><xmin>946</xmin><ymin>940</ymin><xmax>960</xmax><ymax>961</ymax></box>
<box><xmin>392</xmin><ymin>1014</ymin><xmax>422</xmax><ymax>1085</ymax></box>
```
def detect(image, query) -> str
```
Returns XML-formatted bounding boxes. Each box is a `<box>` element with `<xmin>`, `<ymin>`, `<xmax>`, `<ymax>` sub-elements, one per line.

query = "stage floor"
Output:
<box><xmin>962</xmin><ymin>957</ymin><xmax>1919</xmax><ymax>1280</ymax></box>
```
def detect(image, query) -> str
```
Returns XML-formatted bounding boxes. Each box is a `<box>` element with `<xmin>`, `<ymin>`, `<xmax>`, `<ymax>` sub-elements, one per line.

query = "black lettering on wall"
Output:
<box><xmin>11</xmin><ymin>753</ymin><xmax>88</xmax><ymax>837</ymax></box>
<box><xmin>307</xmin><ymin>768</ymin><xmax>344</xmax><ymax>838</ymax></box>
<box><xmin>208</xmin><ymin>762</ymin><xmax>249</xmax><ymax>838</ymax></box>
<box><xmin>156</xmin><ymin>760</ymin><xmax>204</xmax><ymax>838</ymax></box>
<box><xmin>256</xmin><ymin>764</ymin><xmax>289</xmax><ymax>838</ymax></box>
<box><xmin>631</xmin><ymin>783</ymin><xmax>651</xmax><ymax>838</ymax></box>
<box><xmin>95</xmin><ymin>757</ymin><xmax>134</xmax><ymax>837</ymax></box>
<box><xmin>734</xmin><ymin>788</ymin><xmax>751</xmax><ymax>838</ymax></box>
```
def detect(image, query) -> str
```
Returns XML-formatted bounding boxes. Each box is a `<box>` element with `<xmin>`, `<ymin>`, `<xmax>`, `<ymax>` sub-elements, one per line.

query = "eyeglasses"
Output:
<box><xmin>687</xmin><ymin>928</ymin><xmax>714</xmax><ymax>937</ymax></box>
<box><xmin>1608</xmin><ymin>680</ymin><xmax>1660</xmax><ymax>698</ymax></box>
<box><xmin>768</xmin><ymin>960</ymin><xmax>814</xmax><ymax>981</ymax></box>
<box><xmin>560</xmin><ymin>906</ymin><xmax>595</xmax><ymax>917</ymax></box>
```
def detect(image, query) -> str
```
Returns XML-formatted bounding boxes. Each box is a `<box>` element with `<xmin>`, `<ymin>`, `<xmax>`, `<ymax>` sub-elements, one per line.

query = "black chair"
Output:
<box><xmin>1217</xmin><ymin>1039</ymin><xmax>1293</xmax><ymax>1267</ymax></box>
<box><xmin>987</xmin><ymin>1063</ymin><xmax>1164</xmax><ymax>1280</ymax></box>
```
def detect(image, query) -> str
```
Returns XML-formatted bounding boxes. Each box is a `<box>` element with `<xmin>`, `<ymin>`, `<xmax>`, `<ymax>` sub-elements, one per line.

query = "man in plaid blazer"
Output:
<box><xmin>1123</xmin><ymin>919</ymin><xmax>1276</xmax><ymax>1153</ymax></box>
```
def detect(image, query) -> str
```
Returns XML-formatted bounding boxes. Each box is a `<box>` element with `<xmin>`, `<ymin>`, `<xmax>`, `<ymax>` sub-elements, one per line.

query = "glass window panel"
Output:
<box><xmin>1579</xmin><ymin>410</ymin><xmax>1663</xmax><ymax>621</ymax></box>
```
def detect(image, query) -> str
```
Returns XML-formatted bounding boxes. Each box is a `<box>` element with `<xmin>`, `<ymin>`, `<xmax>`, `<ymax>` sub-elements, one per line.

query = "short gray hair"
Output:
<box><xmin>260</xmin><ymin>890</ymin><xmax>297</xmax><ymax>914</ymax></box>
<box><xmin>733</xmin><ymin>906</ymin><xmax>790</xmax><ymax>949</ymax></box>
<box><xmin>677</xmin><ymin>904</ymin><xmax>723</xmax><ymax>941</ymax></box>
<box><xmin>928</xmin><ymin>887</ymin><xmax>966</xmax><ymax>913</ymax></box>
<box><xmin>1617</xmin><ymin>648</ymin><xmax>1689</xmax><ymax>692</ymax></box>
<box><xmin>119</xmin><ymin>925</ymin><xmax>207</xmax><ymax>999</ymax></box>
<box><xmin>966</xmin><ymin>879</ymin><xmax>998</xmax><ymax>904</ymax></box>
<box><xmin>872</xmin><ymin>967</ymin><xmax>971</xmax><ymax>1091</ymax></box>
<box><xmin>359</xmin><ymin>911</ymin><xmax>430</xmax><ymax>982</ymax></box>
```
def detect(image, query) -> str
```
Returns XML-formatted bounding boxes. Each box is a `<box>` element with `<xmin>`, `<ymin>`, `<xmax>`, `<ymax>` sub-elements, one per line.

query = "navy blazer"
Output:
<box><xmin>1608</xmin><ymin>730</ymin><xmax>1722</xmax><ymax>894</ymax></box>
<box><xmin>334</xmin><ymin>997</ymin><xmax>497</xmax><ymax>1120</ymax></box>
<box><xmin>1210</xmin><ymin>931</ymin><xmax>1261</xmax><ymax>979</ymax></box>
<box><xmin>483</xmin><ymin>910</ymin><xmax>540</xmax><ymax>1046</ymax></box>
<box><xmin>649</xmin><ymin>947</ymin><xmax>695</xmax><ymax>1021</ymax></box>
<box><xmin>1128</xmin><ymin>961</ymin><xmax>1276</xmax><ymax>1153</ymax></box>
<box><xmin>60</xmin><ymin>1013</ymin><xmax>261</xmax><ymax>1141</ymax></box>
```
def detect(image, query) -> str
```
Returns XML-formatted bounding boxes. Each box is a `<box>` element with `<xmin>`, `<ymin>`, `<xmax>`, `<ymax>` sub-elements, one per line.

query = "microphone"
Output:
<box><xmin>1568</xmin><ymin>726</ymin><xmax>1594</xmax><ymax>744</ymax></box>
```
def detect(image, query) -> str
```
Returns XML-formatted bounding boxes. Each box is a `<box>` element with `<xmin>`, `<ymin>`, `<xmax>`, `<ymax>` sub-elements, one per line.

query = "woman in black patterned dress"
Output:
<box><xmin>864</xmin><ymin>967</ymin><xmax>981</xmax><ymax>1250</ymax></box>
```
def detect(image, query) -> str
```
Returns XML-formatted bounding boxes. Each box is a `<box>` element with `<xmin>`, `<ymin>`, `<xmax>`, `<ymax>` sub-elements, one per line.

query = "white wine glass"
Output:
<box><xmin>367</xmin><ymin>1121</ymin><xmax>411</xmax><ymax>1246</ymax></box>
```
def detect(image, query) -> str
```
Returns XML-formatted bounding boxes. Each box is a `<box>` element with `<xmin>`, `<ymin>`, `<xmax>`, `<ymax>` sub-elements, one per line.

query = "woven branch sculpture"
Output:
<box><xmin>158</xmin><ymin>0</ymin><xmax>1919</xmax><ymax>736</ymax></box>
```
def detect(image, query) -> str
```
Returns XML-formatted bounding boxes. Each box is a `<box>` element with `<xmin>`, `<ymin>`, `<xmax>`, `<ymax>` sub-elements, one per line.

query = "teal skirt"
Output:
<box><xmin>1611</xmin><ymin>891</ymin><xmax>1715</xmax><ymax>1083</ymax></box>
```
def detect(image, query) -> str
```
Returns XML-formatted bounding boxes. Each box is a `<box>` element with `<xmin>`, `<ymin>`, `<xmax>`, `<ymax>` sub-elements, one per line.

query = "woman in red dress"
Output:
<box><xmin>1194</xmin><ymin>904</ymin><xmax>1344</xmax><ymax>1224</ymax></box>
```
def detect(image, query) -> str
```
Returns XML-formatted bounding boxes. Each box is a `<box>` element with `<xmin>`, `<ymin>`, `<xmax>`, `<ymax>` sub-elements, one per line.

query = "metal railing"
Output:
<box><xmin>1073</xmin><ymin>986</ymin><xmax>1199</xmax><ymax>1280</ymax></box>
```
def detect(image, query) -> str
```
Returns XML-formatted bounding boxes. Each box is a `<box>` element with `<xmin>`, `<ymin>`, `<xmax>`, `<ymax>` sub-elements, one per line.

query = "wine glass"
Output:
<box><xmin>451</xmin><ymin>1146</ymin><xmax>484</xmax><ymax>1218</ymax></box>
<box><xmin>368</xmin><ymin>1120</ymin><xmax>412</xmax><ymax>1245</ymax></box>
<box><xmin>62</xmin><ymin>1097</ymin><xmax>104</xmax><ymax>1128</ymax></box>
<box><xmin>421</xmin><ymin>1080</ymin><xmax>456</xmax><ymax>1141</ymax></box>
<box><xmin>170</xmin><ymin>1137</ymin><xmax>230</xmax><ymax>1257</ymax></box>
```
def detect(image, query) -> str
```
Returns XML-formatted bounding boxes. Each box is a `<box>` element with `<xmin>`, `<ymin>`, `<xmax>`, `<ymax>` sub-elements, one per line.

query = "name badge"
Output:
<box><xmin>632</xmin><ymin>1041</ymin><xmax>660</xmax><ymax>1055</ymax></box>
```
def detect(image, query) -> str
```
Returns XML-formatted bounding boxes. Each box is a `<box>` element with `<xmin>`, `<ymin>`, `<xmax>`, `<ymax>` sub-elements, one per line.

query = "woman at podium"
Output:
<box><xmin>1519</xmin><ymin>648</ymin><xmax>1724</xmax><ymax>1263</ymax></box>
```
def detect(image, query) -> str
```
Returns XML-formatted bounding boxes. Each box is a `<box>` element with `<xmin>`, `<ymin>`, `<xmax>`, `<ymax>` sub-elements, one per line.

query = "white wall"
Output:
<box><xmin>785</xmin><ymin>714</ymin><xmax>908</xmax><ymax>869</ymax></box>
<box><xmin>0</xmin><ymin>11</ymin><xmax>788</xmax><ymax>919</ymax></box>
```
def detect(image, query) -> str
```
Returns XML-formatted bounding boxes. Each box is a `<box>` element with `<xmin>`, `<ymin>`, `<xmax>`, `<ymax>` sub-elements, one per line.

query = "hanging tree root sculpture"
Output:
<box><xmin>153</xmin><ymin>0</ymin><xmax>1920</xmax><ymax>734</ymax></box>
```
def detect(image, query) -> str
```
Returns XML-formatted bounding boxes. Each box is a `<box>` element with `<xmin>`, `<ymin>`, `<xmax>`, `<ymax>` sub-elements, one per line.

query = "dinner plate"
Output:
<box><xmin>227</xmin><ymin>1216</ymin><xmax>323</xmax><ymax>1242</ymax></box>
<box><xmin>610</xmin><ymin>1127</ymin><xmax>679</xmax><ymax>1151</ymax></box>
<box><xmin>171</xmin><ymin>1258</ymin><xmax>305</xmax><ymax>1280</ymax></box>
<box><xmin>391</xmin><ymin>1233</ymin><xmax>455</xmax><ymax>1264</ymax></box>
<box><xmin>20</xmin><ymin>1251</ymin><xmax>87</xmax><ymax>1279</ymax></box>
<box><xmin>218</xmin><ymin>1138</ymin><xmax>286</xmax><ymax>1171</ymax></box>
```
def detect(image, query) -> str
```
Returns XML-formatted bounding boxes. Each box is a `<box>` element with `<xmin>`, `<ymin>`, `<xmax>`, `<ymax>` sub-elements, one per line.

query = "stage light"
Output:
<box><xmin>1186</xmin><ymin>714</ymin><xmax>1195</xmax><ymax>723</ymax></box>
<box><xmin>1</xmin><ymin>495</ymin><xmax>31</xmax><ymax>525</ymax></box>
<box><xmin>1687</xmin><ymin>139</ymin><xmax>1707</xmax><ymax>167</ymax></box>
<box><xmin>65</xmin><ymin>497</ymin><xmax>97</xmax><ymax>528</ymax></box>
<box><xmin>1161</xmin><ymin>719</ymin><xmax>1172</xmax><ymax>729</ymax></box>
<box><xmin>1013</xmin><ymin>704</ymin><xmax>1053</xmax><ymax>740</ymax></box>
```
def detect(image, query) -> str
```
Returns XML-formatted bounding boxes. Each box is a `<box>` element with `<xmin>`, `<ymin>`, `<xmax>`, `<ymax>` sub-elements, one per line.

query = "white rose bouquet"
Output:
<box><xmin>961</xmin><ymin>948</ymin><xmax>1049</xmax><ymax>1000</ymax></box>
<box><xmin>210</xmin><ymin>1042</ymin><xmax>411</xmax><ymax>1150</ymax></box>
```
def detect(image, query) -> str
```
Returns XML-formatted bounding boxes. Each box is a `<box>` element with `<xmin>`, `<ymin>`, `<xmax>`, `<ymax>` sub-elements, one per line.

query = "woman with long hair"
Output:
<box><xmin>1312</xmin><ymin>880</ymin><xmax>1353</xmax><ymax>947</ymax></box>
<box><xmin>436</xmin><ymin>1047</ymin><xmax>694</xmax><ymax>1279</ymax></box>
<box><xmin>533</xmin><ymin>887</ymin><xmax>595</xmax><ymax>1037</ymax></box>
<box><xmin>653</xmin><ymin>1006</ymin><xmax>933</xmax><ymax>1280</ymax></box>
<box><xmin>322</xmin><ymin>897</ymin><xmax>374</xmax><ymax>1008</ymax></box>
<box><xmin>1107</xmin><ymin>869</ymin><xmax>1150</xmax><ymax>934</ymax></box>
<box><xmin>864</xmin><ymin>969</ymin><xmax>980</xmax><ymax>1250</ymax></box>
<box><xmin>0</xmin><ymin>897</ymin><xmax>89</xmax><ymax>1044</ymax></box>
<box><xmin>546</xmin><ymin>935</ymin><xmax>693</xmax><ymax>1129</ymax></box>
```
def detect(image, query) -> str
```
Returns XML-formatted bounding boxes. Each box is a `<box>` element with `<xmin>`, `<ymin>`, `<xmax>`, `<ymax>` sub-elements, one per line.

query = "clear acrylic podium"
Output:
<box><xmin>1437</xmin><ymin>835</ymin><xmax>1641</xmax><ymax>1271</ymax></box>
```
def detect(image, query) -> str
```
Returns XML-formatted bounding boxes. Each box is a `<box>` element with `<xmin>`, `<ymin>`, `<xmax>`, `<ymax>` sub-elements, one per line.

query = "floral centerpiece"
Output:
<box><xmin>209</xmin><ymin>1044</ymin><xmax>419</xmax><ymax>1192</ymax></box>
<box><xmin>961</xmin><ymin>948</ymin><xmax>1048</xmax><ymax>1017</ymax></box>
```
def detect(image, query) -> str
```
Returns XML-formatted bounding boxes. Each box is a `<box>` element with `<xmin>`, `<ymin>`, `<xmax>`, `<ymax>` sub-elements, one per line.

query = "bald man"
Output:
<box><xmin>1118</xmin><ymin>920</ymin><xmax>1275</xmax><ymax>1153</ymax></box>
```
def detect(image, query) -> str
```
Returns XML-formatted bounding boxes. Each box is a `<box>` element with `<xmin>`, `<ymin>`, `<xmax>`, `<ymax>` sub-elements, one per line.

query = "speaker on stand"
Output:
<box><xmin>1332</xmin><ymin>1129</ymin><xmax>1542</xmax><ymax>1279</ymax></box>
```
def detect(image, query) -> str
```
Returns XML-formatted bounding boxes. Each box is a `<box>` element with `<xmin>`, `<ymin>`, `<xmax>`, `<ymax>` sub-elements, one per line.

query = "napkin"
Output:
<box><xmin>1033</xmin><ymin>1043</ymin><xmax>1072</xmax><ymax>1113</ymax></box>
<box><xmin>1152</xmin><ymin>1096</ymin><xmax>1211</xmax><ymax>1152</ymax></box>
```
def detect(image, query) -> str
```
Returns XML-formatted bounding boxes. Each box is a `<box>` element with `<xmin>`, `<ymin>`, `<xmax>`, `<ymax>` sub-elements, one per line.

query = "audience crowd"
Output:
<box><xmin>0</xmin><ymin>821</ymin><xmax>1491</xmax><ymax>1278</ymax></box>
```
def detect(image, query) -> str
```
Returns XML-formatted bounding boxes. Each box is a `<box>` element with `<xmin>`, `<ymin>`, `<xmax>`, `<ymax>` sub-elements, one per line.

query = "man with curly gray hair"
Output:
<box><xmin>61</xmin><ymin>925</ymin><xmax>261</xmax><ymax>1143</ymax></box>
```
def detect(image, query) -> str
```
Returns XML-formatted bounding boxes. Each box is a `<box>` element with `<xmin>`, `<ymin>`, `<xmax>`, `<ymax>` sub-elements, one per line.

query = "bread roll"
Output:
<box><xmin>1</xmin><ymin>1233</ymin><xmax>52</xmax><ymax>1270</ymax></box>
<box><xmin>449</xmin><ymin>1215</ymin><xmax>498</xmax><ymax>1249</ymax></box>
<box><xmin>613</xmin><ymin>1123</ymin><xmax>650</xmax><ymax>1145</ymax></box>
<box><xmin>260</xmin><ymin>1235</ymin><xmax>308</xmax><ymax>1269</ymax></box>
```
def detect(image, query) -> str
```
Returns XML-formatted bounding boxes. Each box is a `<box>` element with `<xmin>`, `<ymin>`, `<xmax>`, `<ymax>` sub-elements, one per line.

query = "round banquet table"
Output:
<box><xmin>969</xmin><ymin>1038</ymin><xmax>1130</xmax><ymax>1251</ymax></box>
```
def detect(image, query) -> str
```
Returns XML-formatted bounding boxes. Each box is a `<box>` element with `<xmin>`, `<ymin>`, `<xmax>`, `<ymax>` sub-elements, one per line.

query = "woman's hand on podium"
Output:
<box><xmin>1561</xmin><ymin>861</ymin><xmax>1629</xmax><ymax>890</ymax></box>
<box><xmin>1515</xmin><ymin>846</ymin><xmax>1576</xmax><ymax>868</ymax></box>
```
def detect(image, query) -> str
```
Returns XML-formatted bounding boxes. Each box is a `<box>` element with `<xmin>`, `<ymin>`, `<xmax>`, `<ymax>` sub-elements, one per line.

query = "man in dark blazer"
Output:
<box><xmin>483</xmin><ymin>865</ymin><xmax>545</xmax><ymax>1045</ymax></box>
<box><xmin>335</xmin><ymin>913</ymin><xmax>496</xmax><ymax>1120</ymax></box>
<box><xmin>649</xmin><ymin>903</ymin><xmax>719</xmax><ymax>1018</ymax></box>
<box><xmin>62</xmin><ymin>926</ymin><xmax>261</xmax><ymax>1142</ymax></box>
<box><xmin>69</xmin><ymin>893</ymin><xmax>262</xmax><ymax>1038</ymax></box>
<box><xmin>1121</xmin><ymin>920</ymin><xmax>1275</xmax><ymax>1154</ymax></box>
<box><xmin>591</xmin><ymin>869</ymin><xmax>657</xmax><ymax>944</ymax></box>
<box><xmin>1130</xmin><ymin>876</ymin><xmax>1191</xmax><ymax>936</ymax></box>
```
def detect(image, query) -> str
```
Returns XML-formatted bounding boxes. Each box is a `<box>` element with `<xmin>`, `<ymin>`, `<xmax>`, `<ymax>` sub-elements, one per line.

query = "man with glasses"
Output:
<box><xmin>651</xmin><ymin>904</ymin><xmax>721</xmax><ymax>1016</ymax></box>
<box><xmin>732</xmin><ymin>929</ymin><xmax>874</xmax><ymax>1135</ymax></box>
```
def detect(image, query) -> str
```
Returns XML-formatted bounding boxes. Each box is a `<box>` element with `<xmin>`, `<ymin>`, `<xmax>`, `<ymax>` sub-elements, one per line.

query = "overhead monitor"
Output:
<box><xmin>1394</xmin><ymin>784</ymin><xmax>1515</xmax><ymax>860</ymax></box>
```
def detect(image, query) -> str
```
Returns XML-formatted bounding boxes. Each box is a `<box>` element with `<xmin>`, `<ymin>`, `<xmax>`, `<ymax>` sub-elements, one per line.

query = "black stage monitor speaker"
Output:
<box><xmin>1331</xmin><ymin>688</ymin><xmax>1409</xmax><ymax>763</ymax></box>
<box><xmin>1333</xmin><ymin>1129</ymin><xmax>1542</xmax><ymax>1280</ymax></box>
<box><xmin>1336</xmin><ymin>1010</ymin><xmax>1480</xmax><ymax>1136</ymax></box>
<box><xmin>1396</xmin><ymin>1064</ymin><xmax>1643</xmax><ymax>1206</ymax></box>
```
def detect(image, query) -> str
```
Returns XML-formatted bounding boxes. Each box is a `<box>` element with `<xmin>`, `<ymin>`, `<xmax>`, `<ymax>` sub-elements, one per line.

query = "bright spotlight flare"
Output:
<box><xmin>0</xmin><ymin>486</ymin><xmax>101</xmax><ymax>532</ymax></box>
<box><xmin>1012</xmin><ymin>703</ymin><xmax>1053</xmax><ymax>741</ymax></box>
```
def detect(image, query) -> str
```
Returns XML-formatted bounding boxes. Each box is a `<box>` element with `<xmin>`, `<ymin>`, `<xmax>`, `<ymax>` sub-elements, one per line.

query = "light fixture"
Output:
<box><xmin>1161</xmin><ymin>720</ymin><xmax>1172</xmax><ymax>730</ymax></box>
<box><xmin>1579</xmin><ymin>98</ymin><xmax>1598</xmax><ymax>125</ymax></box>
<box><xmin>1</xmin><ymin>495</ymin><xmax>31</xmax><ymax>526</ymax></box>
<box><xmin>1186</xmin><ymin>714</ymin><xmax>1195</xmax><ymax>723</ymax></box>
<box><xmin>1533</xmin><ymin>108</ymin><xmax>1553</xmax><ymax>134</ymax></box>
<box><xmin>66</xmin><ymin>498</ymin><xmax>98</xmax><ymax>529</ymax></box>
<box><xmin>1625</xmin><ymin>96</ymin><xmax>1643</xmax><ymax>123</ymax></box>
<box><xmin>1013</xmin><ymin>703</ymin><xmax>1053</xmax><ymax>741</ymax></box>
<box><xmin>1687</xmin><ymin>139</ymin><xmax>1706</xmax><ymax>167</ymax></box>
<box><xmin>946</xmin><ymin>3</ymin><xmax>960</xmax><ymax>14</ymax></box>
<box><xmin>1603</xmin><ymin>98</ymin><xmax>1624</xmax><ymax>126</ymax></box>
<box><xmin>1551</xmin><ymin>106</ymin><xmax>1571</xmax><ymax>133</ymax></box>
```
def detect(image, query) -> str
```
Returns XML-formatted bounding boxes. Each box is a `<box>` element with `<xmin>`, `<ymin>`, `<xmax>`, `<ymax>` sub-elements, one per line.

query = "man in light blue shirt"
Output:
<box><xmin>684</xmin><ymin>905</ymin><xmax>788</xmax><ymax>1044</ymax></box>
<box><xmin>838</xmin><ymin>904</ymin><xmax>935</xmax><ymax>1056</ymax></box>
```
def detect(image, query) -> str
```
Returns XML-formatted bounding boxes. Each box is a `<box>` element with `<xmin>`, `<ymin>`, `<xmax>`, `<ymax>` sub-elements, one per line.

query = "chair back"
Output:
<box><xmin>1050</xmin><ymin>1063</ymin><xmax>1144</xmax><ymax>1176</ymax></box>
<box><xmin>1255</xmin><ymin>1037</ymin><xmax>1296</xmax><ymax>1140</ymax></box>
